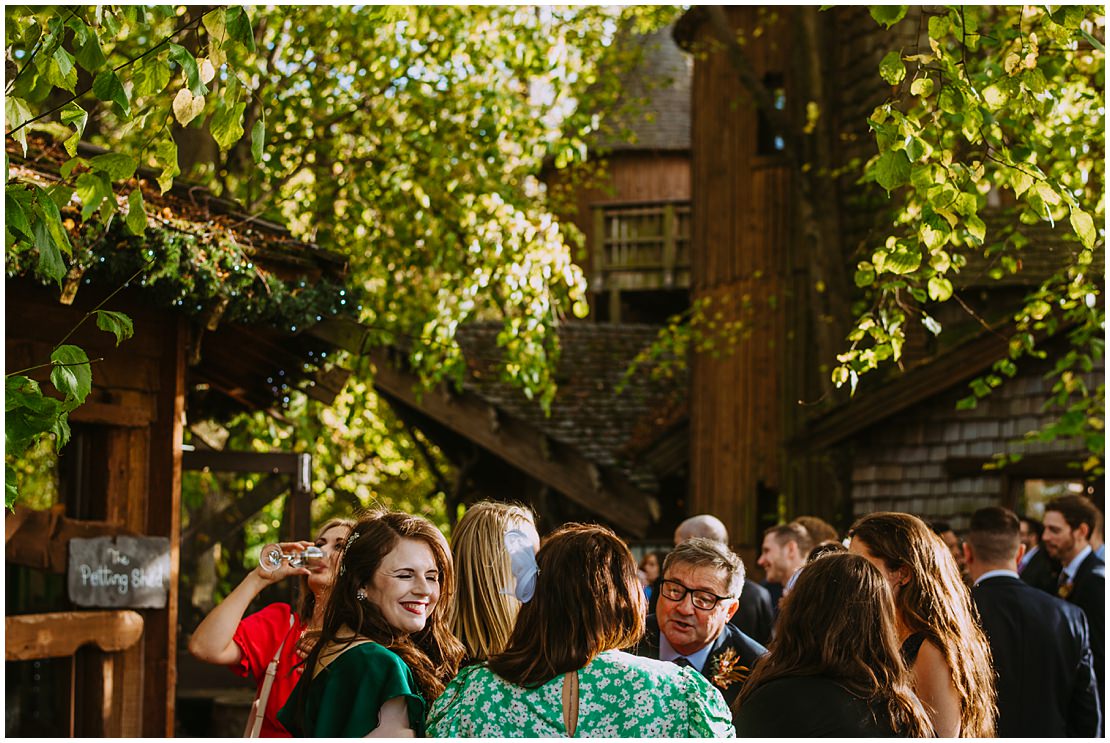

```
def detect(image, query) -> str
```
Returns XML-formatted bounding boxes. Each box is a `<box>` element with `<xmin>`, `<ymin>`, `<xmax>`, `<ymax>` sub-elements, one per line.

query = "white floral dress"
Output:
<box><xmin>427</xmin><ymin>649</ymin><xmax>735</xmax><ymax>738</ymax></box>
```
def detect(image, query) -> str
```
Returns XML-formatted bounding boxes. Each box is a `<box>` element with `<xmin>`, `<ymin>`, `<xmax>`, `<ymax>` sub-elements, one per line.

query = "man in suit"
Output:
<box><xmin>1018</xmin><ymin>515</ymin><xmax>1062</xmax><ymax>593</ymax></box>
<box><xmin>1043</xmin><ymin>494</ymin><xmax>1106</xmax><ymax>705</ymax></box>
<box><xmin>757</xmin><ymin>522</ymin><xmax>812</xmax><ymax>600</ymax></box>
<box><xmin>674</xmin><ymin>514</ymin><xmax>774</xmax><ymax>646</ymax></box>
<box><xmin>965</xmin><ymin>506</ymin><xmax>1101</xmax><ymax>737</ymax></box>
<box><xmin>632</xmin><ymin>537</ymin><xmax>766</xmax><ymax>713</ymax></box>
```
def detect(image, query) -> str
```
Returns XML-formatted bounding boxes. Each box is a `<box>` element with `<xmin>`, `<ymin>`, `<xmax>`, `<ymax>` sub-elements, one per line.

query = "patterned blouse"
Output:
<box><xmin>427</xmin><ymin>649</ymin><xmax>735</xmax><ymax>738</ymax></box>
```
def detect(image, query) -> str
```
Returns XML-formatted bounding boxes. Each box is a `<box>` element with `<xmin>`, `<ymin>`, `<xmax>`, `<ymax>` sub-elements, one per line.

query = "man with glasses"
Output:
<box><xmin>630</xmin><ymin>538</ymin><xmax>766</xmax><ymax>714</ymax></box>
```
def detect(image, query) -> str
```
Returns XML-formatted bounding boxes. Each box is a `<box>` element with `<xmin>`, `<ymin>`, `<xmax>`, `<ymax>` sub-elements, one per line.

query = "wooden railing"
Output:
<box><xmin>591</xmin><ymin>200</ymin><xmax>691</xmax><ymax>292</ymax></box>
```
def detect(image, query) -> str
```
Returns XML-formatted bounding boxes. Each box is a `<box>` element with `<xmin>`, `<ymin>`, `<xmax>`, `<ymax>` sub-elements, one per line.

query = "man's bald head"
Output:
<box><xmin>674</xmin><ymin>514</ymin><xmax>729</xmax><ymax>546</ymax></box>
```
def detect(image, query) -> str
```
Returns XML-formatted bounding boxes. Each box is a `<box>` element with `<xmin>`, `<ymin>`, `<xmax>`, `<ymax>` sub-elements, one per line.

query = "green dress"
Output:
<box><xmin>426</xmin><ymin>649</ymin><xmax>735</xmax><ymax>738</ymax></box>
<box><xmin>277</xmin><ymin>642</ymin><xmax>425</xmax><ymax>737</ymax></box>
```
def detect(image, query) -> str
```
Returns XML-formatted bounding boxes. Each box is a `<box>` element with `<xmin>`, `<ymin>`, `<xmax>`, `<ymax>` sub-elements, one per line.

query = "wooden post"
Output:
<box><xmin>662</xmin><ymin>203</ymin><xmax>677</xmax><ymax>289</ymax></box>
<box><xmin>142</xmin><ymin>314</ymin><xmax>186</xmax><ymax>737</ymax></box>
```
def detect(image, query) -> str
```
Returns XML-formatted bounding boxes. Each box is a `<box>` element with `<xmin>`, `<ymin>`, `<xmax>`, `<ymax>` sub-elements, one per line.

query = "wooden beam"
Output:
<box><xmin>5</xmin><ymin>504</ymin><xmax>134</xmax><ymax>573</ymax></box>
<box><xmin>183</xmin><ymin>449</ymin><xmax>303</xmax><ymax>475</ymax></box>
<box><xmin>371</xmin><ymin>352</ymin><xmax>655</xmax><ymax>536</ymax></box>
<box><xmin>799</xmin><ymin>331</ymin><xmax>1010</xmax><ymax>451</ymax></box>
<box><xmin>6</xmin><ymin>611</ymin><xmax>144</xmax><ymax>661</ymax></box>
<box><xmin>68</xmin><ymin>401</ymin><xmax>152</xmax><ymax>427</ymax></box>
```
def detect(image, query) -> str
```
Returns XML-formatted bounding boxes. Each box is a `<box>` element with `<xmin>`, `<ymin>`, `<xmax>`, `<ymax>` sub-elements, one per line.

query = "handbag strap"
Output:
<box><xmin>561</xmin><ymin>670</ymin><xmax>579</xmax><ymax>737</ymax></box>
<box><xmin>247</xmin><ymin>613</ymin><xmax>296</xmax><ymax>737</ymax></box>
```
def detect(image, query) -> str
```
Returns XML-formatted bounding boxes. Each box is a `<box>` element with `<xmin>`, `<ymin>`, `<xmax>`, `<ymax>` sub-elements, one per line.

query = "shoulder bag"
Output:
<box><xmin>244</xmin><ymin>613</ymin><xmax>296</xmax><ymax>737</ymax></box>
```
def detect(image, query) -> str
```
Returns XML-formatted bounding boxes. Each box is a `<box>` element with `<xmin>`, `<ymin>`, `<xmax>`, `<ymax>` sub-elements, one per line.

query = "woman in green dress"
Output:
<box><xmin>278</xmin><ymin>510</ymin><xmax>464</xmax><ymax>737</ymax></box>
<box><xmin>427</xmin><ymin>523</ymin><xmax>735</xmax><ymax>737</ymax></box>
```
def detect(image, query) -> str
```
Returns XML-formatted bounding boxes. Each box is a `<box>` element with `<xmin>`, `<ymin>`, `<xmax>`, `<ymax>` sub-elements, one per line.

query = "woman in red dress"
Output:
<box><xmin>188</xmin><ymin>518</ymin><xmax>353</xmax><ymax>736</ymax></box>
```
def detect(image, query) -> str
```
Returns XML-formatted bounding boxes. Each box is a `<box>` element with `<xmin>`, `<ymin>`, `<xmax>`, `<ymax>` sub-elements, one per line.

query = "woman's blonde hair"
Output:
<box><xmin>849</xmin><ymin>512</ymin><xmax>997</xmax><ymax>738</ymax></box>
<box><xmin>449</xmin><ymin>501</ymin><xmax>537</xmax><ymax>664</ymax></box>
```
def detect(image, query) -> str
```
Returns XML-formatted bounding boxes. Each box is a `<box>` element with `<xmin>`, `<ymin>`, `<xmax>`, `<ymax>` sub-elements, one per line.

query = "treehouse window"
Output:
<box><xmin>756</xmin><ymin>73</ymin><xmax>786</xmax><ymax>155</ymax></box>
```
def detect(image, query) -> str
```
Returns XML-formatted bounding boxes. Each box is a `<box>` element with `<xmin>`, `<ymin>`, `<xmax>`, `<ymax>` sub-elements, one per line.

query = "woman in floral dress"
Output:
<box><xmin>427</xmin><ymin>523</ymin><xmax>734</xmax><ymax>737</ymax></box>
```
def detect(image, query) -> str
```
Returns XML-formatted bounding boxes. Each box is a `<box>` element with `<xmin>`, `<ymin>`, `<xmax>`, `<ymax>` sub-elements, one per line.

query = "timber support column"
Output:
<box><xmin>144</xmin><ymin>313</ymin><xmax>186</xmax><ymax>737</ymax></box>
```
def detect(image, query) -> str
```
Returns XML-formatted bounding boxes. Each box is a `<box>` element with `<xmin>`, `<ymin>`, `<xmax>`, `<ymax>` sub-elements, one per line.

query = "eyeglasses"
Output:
<box><xmin>659</xmin><ymin>579</ymin><xmax>733</xmax><ymax>611</ymax></box>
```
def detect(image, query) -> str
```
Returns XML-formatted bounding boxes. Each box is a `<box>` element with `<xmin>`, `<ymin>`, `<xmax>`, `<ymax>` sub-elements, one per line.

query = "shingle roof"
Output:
<box><xmin>456</xmin><ymin>322</ymin><xmax>688</xmax><ymax>493</ymax></box>
<box><xmin>592</xmin><ymin>27</ymin><xmax>692</xmax><ymax>152</ymax></box>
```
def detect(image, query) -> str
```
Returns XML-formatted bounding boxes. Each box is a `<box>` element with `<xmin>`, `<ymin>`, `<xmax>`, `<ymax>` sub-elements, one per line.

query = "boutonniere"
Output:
<box><xmin>709</xmin><ymin>648</ymin><xmax>751</xmax><ymax>690</ymax></box>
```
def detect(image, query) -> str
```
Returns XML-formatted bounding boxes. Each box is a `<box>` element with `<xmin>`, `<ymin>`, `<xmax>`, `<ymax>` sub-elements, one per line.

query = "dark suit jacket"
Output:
<box><xmin>1065</xmin><ymin>552</ymin><xmax>1106</xmax><ymax>704</ymax></box>
<box><xmin>630</xmin><ymin>615</ymin><xmax>766</xmax><ymax>711</ymax></box>
<box><xmin>973</xmin><ymin>575</ymin><xmax>1101</xmax><ymax>737</ymax></box>
<box><xmin>730</xmin><ymin>579</ymin><xmax>774</xmax><ymax>646</ymax></box>
<box><xmin>1020</xmin><ymin>544</ymin><xmax>1061</xmax><ymax>595</ymax></box>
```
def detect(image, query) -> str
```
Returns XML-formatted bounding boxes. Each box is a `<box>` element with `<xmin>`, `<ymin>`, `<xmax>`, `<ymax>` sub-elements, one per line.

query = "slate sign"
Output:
<box><xmin>68</xmin><ymin>536</ymin><xmax>171</xmax><ymax>609</ymax></box>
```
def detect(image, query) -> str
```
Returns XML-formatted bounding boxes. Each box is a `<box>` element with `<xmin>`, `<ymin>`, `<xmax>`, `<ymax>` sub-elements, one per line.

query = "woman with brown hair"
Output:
<box><xmin>733</xmin><ymin>552</ymin><xmax>933</xmax><ymax>736</ymax></box>
<box><xmin>277</xmin><ymin>510</ymin><xmax>464</xmax><ymax>737</ymax></box>
<box><xmin>849</xmin><ymin>511</ymin><xmax>997</xmax><ymax>737</ymax></box>
<box><xmin>427</xmin><ymin>523</ymin><xmax>734</xmax><ymax>737</ymax></box>
<box><xmin>189</xmin><ymin>518</ymin><xmax>353</xmax><ymax>737</ymax></box>
<box><xmin>449</xmin><ymin>500</ymin><xmax>539</xmax><ymax>665</ymax></box>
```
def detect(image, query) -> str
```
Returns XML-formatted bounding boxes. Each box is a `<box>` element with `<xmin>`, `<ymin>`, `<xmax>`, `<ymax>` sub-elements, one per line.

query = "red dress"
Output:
<box><xmin>231</xmin><ymin>603</ymin><xmax>305</xmax><ymax>737</ymax></box>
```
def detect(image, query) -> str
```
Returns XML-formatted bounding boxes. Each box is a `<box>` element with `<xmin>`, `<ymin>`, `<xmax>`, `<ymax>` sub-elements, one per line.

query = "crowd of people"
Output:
<box><xmin>187</xmin><ymin>493</ymin><xmax>1105</xmax><ymax>738</ymax></box>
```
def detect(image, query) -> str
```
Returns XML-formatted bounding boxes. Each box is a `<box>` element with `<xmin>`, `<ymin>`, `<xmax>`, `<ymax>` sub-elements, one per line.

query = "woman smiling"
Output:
<box><xmin>278</xmin><ymin>511</ymin><xmax>463</xmax><ymax>737</ymax></box>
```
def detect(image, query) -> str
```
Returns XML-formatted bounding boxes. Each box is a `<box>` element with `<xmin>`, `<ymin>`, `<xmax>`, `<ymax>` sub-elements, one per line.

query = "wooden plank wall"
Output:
<box><xmin>6</xmin><ymin>281</ymin><xmax>184</xmax><ymax>736</ymax></box>
<box><xmin>687</xmin><ymin>8</ymin><xmax>799</xmax><ymax>551</ymax></box>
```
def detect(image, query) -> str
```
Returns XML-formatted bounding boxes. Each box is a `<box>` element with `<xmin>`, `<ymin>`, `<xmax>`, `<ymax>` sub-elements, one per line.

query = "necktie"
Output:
<box><xmin>1057</xmin><ymin>571</ymin><xmax>1073</xmax><ymax>599</ymax></box>
<box><xmin>672</xmin><ymin>657</ymin><xmax>692</xmax><ymax>668</ymax></box>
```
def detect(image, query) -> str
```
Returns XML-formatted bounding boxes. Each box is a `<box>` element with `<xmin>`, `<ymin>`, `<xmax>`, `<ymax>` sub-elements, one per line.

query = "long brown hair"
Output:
<box><xmin>296</xmin><ymin>510</ymin><xmax>463</xmax><ymax>720</ymax></box>
<box><xmin>487</xmin><ymin>523</ymin><xmax>644</xmax><ymax>688</ymax></box>
<box><xmin>735</xmin><ymin>552</ymin><xmax>933</xmax><ymax>737</ymax></box>
<box><xmin>848</xmin><ymin>512</ymin><xmax>997</xmax><ymax>737</ymax></box>
<box><xmin>449</xmin><ymin>501</ymin><xmax>537</xmax><ymax>664</ymax></box>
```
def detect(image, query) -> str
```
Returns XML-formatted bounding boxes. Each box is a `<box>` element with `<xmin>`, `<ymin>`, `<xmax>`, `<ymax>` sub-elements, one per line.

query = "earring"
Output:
<box><xmin>356</xmin><ymin>588</ymin><xmax>367</xmax><ymax>601</ymax></box>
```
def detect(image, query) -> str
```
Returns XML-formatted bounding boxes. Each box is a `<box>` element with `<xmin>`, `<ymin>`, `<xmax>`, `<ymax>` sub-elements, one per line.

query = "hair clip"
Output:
<box><xmin>502</xmin><ymin>528</ymin><xmax>539</xmax><ymax>603</ymax></box>
<box><xmin>339</xmin><ymin>530</ymin><xmax>362</xmax><ymax>576</ymax></box>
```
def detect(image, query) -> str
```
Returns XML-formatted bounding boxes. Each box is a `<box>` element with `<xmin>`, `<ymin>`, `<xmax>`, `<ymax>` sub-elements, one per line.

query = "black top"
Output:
<box><xmin>735</xmin><ymin>676</ymin><xmax>901</xmax><ymax>737</ymax></box>
<box><xmin>900</xmin><ymin>632</ymin><xmax>926</xmax><ymax>665</ymax></box>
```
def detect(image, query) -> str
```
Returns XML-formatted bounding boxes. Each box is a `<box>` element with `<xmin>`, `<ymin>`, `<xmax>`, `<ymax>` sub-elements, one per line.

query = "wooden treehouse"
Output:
<box><xmin>5</xmin><ymin>137</ymin><xmax>354</xmax><ymax>737</ymax></box>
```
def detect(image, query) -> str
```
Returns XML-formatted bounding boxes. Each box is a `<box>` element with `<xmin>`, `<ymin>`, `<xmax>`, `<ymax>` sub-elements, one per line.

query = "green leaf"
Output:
<box><xmin>225</xmin><ymin>6</ymin><xmax>256</xmax><ymax>51</ymax></box>
<box><xmin>168</xmin><ymin>43</ymin><xmax>209</xmax><ymax>96</ymax></box>
<box><xmin>922</xmin><ymin>313</ymin><xmax>942</xmax><ymax>335</ymax></box>
<box><xmin>6</xmin><ymin>188</ymin><xmax>33</xmax><ymax>240</ymax></box>
<box><xmin>854</xmin><ymin>262</ymin><xmax>876</xmax><ymax>287</ymax></box>
<box><xmin>927</xmin><ymin>275</ymin><xmax>953</xmax><ymax>301</ymax></box>
<box><xmin>1069</xmin><ymin>208</ymin><xmax>1096</xmax><ymax>249</ymax></box>
<box><xmin>1035</xmin><ymin>181</ymin><xmax>1061</xmax><ymax>206</ymax></box>
<box><xmin>125</xmin><ymin>188</ymin><xmax>148</xmax><ymax>235</ymax></box>
<box><xmin>966</xmin><ymin>215</ymin><xmax>987</xmax><ymax>244</ymax></box>
<box><xmin>7</xmin><ymin>464</ymin><xmax>19</xmax><ymax>509</ymax></box>
<box><xmin>90</xmin><ymin>152</ymin><xmax>138</xmax><ymax>181</ymax></box>
<box><xmin>31</xmin><ymin>213</ymin><xmax>66</xmax><ymax>285</ymax></box>
<box><xmin>74</xmin><ymin>28</ymin><xmax>108</xmax><ymax>71</ymax></box>
<box><xmin>905</xmin><ymin>77</ymin><xmax>932</xmax><ymax>97</ymax></box>
<box><xmin>870</xmin><ymin>6</ymin><xmax>908</xmax><ymax>28</ymax></box>
<box><xmin>211</xmin><ymin>101</ymin><xmax>247</xmax><ymax>152</ymax></box>
<box><xmin>879</xmin><ymin>51</ymin><xmax>906</xmax><ymax>85</ymax></box>
<box><xmin>1011</xmin><ymin>169</ymin><xmax>1033</xmax><ymax>197</ymax></box>
<box><xmin>6</xmin><ymin>96</ymin><xmax>33</xmax><ymax>154</ymax></box>
<box><xmin>874</xmin><ymin>149</ymin><xmax>911</xmax><ymax>191</ymax></box>
<box><xmin>203</xmin><ymin>8</ymin><xmax>227</xmax><ymax>42</ymax></box>
<box><xmin>153</xmin><ymin>134</ymin><xmax>180</xmax><ymax>193</ymax></box>
<box><xmin>75</xmin><ymin>172</ymin><xmax>116</xmax><ymax>219</ymax></box>
<box><xmin>92</xmin><ymin>71</ymin><xmax>130</xmax><ymax>116</ymax></box>
<box><xmin>251</xmin><ymin>118</ymin><xmax>265</xmax><ymax>163</ymax></box>
<box><xmin>59</xmin><ymin>102</ymin><xmax>88</xmax><ymax>156</ymax></box>
<box><xmin>884</xmin><ymin>244</ymin><xmax>922</xmax><ymax>275</ymax></box>
<box><xmin>50</xmin><ymin>345</ymin><xmax>92</xmax><ymax>405</ymax></box>
<box><xmin>132</xmin><ymin>55</ymin><xmax>172</xmax><ymax>98</ymax></box>
<box><xmin>172</xmin><ymin>87</ymin><xmax>206</xmax><ymax>125</ymax></box>
<box><xmin>938</xmin><ymin>86</ymin><xmax>964</xmax><ymax>114</ymax></box>
<box><xmin>35</xmin><ymin>187</ymin><xmax>73</xmax><ymax>257</ymax></box>
<box><xmin>46</xmin><ymin>46</ymin><xmax>78</xmax><ymax>92</ymax></box>
<box><xmin>95</xmin><ymin>310</ymin><xmax>135</xmax><ymax>346</ymax></box>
